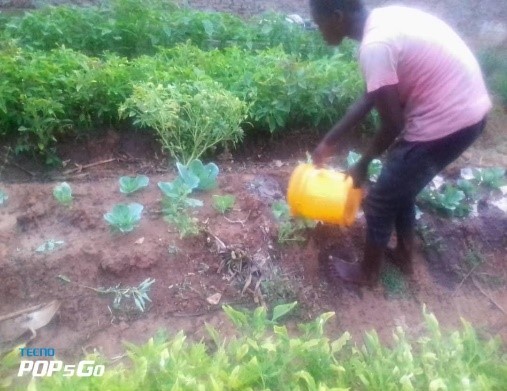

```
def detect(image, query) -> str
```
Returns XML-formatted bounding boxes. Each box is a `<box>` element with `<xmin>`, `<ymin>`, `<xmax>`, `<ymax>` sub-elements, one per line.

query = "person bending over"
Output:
<box><xmin>310</xmin><ymin>0</ymin><xmax>492</xmax><ymax>284</ymax></box>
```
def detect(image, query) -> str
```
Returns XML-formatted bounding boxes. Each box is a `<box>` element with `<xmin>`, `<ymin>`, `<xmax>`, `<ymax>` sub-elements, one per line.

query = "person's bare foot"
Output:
<box><xmin>384</xmin><ymin>247</ymin><xmax>414</xmax><ymax>275</ymax></box>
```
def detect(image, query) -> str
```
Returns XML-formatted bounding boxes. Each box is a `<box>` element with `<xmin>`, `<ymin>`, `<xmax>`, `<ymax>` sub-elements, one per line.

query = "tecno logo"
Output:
<box><xmin>18</xmin><ymin>348</ymin><xmax>105</xmax><ymax>377</ymax></box>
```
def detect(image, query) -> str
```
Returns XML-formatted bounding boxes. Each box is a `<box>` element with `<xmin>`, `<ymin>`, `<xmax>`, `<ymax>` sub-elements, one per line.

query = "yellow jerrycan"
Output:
<box><xmin>287</xmin><ymin>163</ymin><xmax>363</xmax><ymax>226</ymax></box>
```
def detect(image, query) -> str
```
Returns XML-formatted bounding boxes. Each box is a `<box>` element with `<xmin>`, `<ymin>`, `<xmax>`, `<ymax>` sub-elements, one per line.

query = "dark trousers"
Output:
<box><xmin>364</xmin><ymin>118</ymin><xmax>487</xmax><ymax>247</ymax></box>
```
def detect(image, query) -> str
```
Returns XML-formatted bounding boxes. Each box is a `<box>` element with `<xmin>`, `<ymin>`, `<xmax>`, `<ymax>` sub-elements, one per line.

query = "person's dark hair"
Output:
<box><xmin>309</xmin><ymin>0</ymin><xmax>363</xmax><ymax>16</ymax></box>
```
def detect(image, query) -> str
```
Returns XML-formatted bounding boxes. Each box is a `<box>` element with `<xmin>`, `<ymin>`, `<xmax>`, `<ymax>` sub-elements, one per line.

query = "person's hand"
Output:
<box><xmin>347</xmin><ymin>160</ymin><xmax>369</xmax><ymax>188</ymax></box>
<box><xmin>312</xmin><ymin>141</ymin><xmax>335</xmax><ymax>167</ymax></box>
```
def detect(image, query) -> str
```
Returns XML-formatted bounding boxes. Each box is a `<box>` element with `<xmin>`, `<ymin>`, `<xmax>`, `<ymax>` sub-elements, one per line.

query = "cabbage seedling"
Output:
<box><xmin>158</xmin><ymin>179</ymin><xmax>203</xmax><ymax>208</ymax></box>
<box><xmin>53</xmin><ymin>182</ymin><xmax>73</xmax><ymax>205</ymax></box>
<box><xmin>104</xmin><ymin>203</ymin><xmax>144</xmax><ymax>233</ymax></box>
<box><xmin>472</xmin><ymin>167</ymin><xmax>506</xmax><ymax>189</ymax></box>
<box><xmin>119</xmin><ymin>175</ymin><xmax>150</xmax><ymax>194</ymax></box>
<box><xmin>177</xmin><ymin>159</ymin><xmax>219</xmax><ymax>191</ymax></box>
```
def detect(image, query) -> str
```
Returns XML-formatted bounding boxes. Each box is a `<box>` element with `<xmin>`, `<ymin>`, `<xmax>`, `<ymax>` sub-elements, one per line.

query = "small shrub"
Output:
<box><xmin>120</xmin><ymin>81</ymin><xmax>246</xmax><ymax>163</ymax></box>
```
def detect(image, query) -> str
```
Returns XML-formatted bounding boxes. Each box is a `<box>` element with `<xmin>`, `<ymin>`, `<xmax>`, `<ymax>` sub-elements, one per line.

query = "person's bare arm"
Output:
<box><xmin>312</xmin><ymin>92</ymin><xmax>375</xmax><ymax>166</ymax></box>
<box><xmin>348</xmin><ymin>84</ymin><xmax>404</xmax><ymax>186</ymax></box>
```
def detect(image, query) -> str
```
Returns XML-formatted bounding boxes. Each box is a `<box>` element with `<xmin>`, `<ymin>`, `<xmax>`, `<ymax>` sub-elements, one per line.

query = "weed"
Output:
<box><xmin>272</xmin><ymin>200</ymin><xmax>316</xmax><ymax>244</ymax></box>
<box><xmin>464</xmin><ymin>248</ymin><xmax>484</xmax><ymax>269</ymax></box>
<box><xmin>167</xmin><ymin>243</ymin><xmax>180</xmax><ymax>255</ymax></box>
<box><xmin>57</xmin><ymin>275</ymin><xmax>155</xmax><ymax>314</ymax></box>
<box><xmin>417</xmin><ymin>223</ymin><xmax>446</xmax><ymax>253</ymax></box>
<box><xmin>212</xmin><ymin>194</ymin><xmax>235</xmax><ymax>214</ymax></box>
<box><xmin>380</xmin><ymin>263</ymin><xmax>408</xmax><ymax>298</ymax></box>
<box><xmin>103</xmin><ymin>277</ymin><xmax>155</xmax><ymax>313</ymax></box>
<box><xmin>158</xmin><ymin>178</ymin><xmax>202</xmax><ymax>238</ymax></box>
<box><xmin>260</xmin><ymin>266</ymin><xmax>301</xmax><ymax>306</ymax></box>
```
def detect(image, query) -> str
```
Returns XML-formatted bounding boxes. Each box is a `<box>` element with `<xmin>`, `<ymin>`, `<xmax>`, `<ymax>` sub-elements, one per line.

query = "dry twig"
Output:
<box><xmin>472</xmin><ymin>276</ymin><xmax>507</xmax><ymax>317</ymax></box>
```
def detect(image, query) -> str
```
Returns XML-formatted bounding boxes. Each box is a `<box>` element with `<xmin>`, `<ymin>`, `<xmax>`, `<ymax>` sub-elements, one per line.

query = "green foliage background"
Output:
<box><xmin>0</xmin><ymin>0</ymin><xmax>364</xmax><ymax>161</ymax></box>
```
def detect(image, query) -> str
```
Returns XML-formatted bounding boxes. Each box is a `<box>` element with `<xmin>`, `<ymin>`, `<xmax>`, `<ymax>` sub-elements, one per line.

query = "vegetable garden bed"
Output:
<box><xmin>0</xmin><ymin>1</ymin><xmax>506</xmax><ymax>389</ymax></box>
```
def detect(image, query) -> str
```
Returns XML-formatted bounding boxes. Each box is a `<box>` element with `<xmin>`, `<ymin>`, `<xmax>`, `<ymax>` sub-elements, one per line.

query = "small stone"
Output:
<box><xmin>135</xmin><ymin>237</ymin><xmax>145</xmax><ymax>245</ymax></box>
<box><xmin>206</xmin><ymin>293</ymin><xmax>222</xmax><ymax>305</ymax></box>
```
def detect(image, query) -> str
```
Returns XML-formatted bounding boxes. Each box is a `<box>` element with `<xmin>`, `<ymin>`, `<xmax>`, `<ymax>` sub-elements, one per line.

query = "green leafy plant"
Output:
<box><xmin>212</xmin><ymin>194</ymin><xmax>235</xmax><ymax>214</ymax></box>
<box><xmin>472</xmin><ymin>167</ymin><xmax>506</xmax><ymax>189</ymax></box>
<box><xmin>272</xmin><ymin>200</ymin><xmax>316</xmax><ymax>243</ymax></box>
<box><xmin>120</xmin><ymin>81</ymin><xmax>246</xmax><ymax>164</ymax></box>
<box><xmin>119</xmin><ymin>175</ymin><xmax>150</xmax><ymax>194</ymax></box>
<box><xmin>0</xmin><ymin>189</ymin><xmax>8</xmax><ymax>206</ymax></box>
<box><xmin>104</xmin><ymin>203</ymin><xmax>144</xmax><ymax>233</ymax></box>
<box><xmin>158</xmin><ymin>179</ymin><xmax>202</xmax><ymax>238</ymax></box>
<box><xmin>158</xmin><ymin>179</ymin><xmax>202</xmax><ymax>208</ymax></box>
<box><xmin>0</xmin><ymin>344</ymin><xmax>25</xmax><ymax>389</ymax></box>
<box><xmin>53</xmin><ymin>182</ymin><xmax>73</xmax><ymax>205</ymax></box>
<box><xmin>456</xmin><ymin>178</ymin><xmax>478</xmax><ymax>198</ymax></box>
<box><xmin>177</xmin><ymin>160</ymin><xmax>219</xmax><ymax>191</ymax></box>
<box><xmin>23</xmin><ymin>305</ymin><xmax>507</xmax><ymax>390</ymax></box>
<box><xmin>222</xmin><ymin>301</ymin><xmax>298</xmax><ymax>338</ymax></box>
<box><xmin>0</xmin><ymin>2</ymin><xmax>364</xmax><ymax>160</ymax></box>
<box><xmin>418</xmin><ymin>185</ymin><xmax>471</xmax><ymax>217</ymax></box>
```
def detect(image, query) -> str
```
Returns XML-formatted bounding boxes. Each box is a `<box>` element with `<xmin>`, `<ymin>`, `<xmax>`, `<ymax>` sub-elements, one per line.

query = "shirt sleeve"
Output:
<box><xmin>359</xmin><ymin>42</ymin><xmax>399</xmax><ymax>93</ymax></box>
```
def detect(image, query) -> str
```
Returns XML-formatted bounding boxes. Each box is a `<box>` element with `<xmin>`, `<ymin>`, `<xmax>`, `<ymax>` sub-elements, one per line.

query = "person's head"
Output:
<box><xmin>309</xmin><ymin>0</ymin><xmax>366</xmax><ymax>45</ymax></box>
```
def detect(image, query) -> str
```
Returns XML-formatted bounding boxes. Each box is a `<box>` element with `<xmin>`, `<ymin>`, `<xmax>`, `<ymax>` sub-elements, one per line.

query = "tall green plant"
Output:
<box><xmin>120</xmin><ymin>81</ymin><xmax>246</xmax><ymax>163</ymax></box>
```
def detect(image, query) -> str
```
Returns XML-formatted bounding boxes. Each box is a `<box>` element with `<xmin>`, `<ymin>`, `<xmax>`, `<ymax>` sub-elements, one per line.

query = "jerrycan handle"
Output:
<box><xmin>344</xmin><ymin>173</ymin><xmax>362</xmax><ymax>189</ymax></box>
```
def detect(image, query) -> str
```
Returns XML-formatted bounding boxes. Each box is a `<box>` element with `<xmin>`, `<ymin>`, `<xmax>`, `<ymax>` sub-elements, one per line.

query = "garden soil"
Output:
<box><xmin>1</xmin><ymin>108</ymin><xmax>506</xmax><ymax>360</ymax></box>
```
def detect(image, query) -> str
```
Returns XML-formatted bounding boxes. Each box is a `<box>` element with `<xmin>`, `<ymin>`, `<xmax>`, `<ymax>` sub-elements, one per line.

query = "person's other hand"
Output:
<box><xmin>312</xmin><ymin>141</ymin><xmax>335</xmax><ymax>167</ymax></box>
<box><xmin>347</xmin><ymin>160</ymin><xmax>368</xmax><ymax>188</ymax></box>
